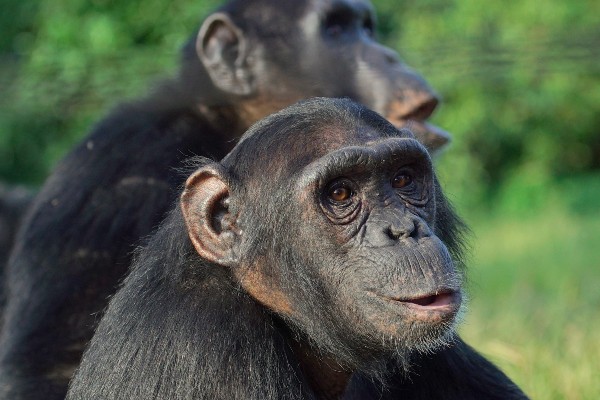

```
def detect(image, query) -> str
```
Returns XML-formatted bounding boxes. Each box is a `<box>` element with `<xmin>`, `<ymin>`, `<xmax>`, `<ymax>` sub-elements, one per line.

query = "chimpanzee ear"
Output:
<box><xmin>196</xmin><ymin>12</ymin><xmax>253</xmax><ymax>96</ymax></box>
<box><xmin>181</xmin><ymin>164</ymin><xmax>240</xmax><ymax>267</ymax></box>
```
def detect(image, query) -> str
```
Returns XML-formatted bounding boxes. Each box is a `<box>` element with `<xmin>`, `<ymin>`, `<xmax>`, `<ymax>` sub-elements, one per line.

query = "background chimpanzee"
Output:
<box><xmin>0</xmin><ymin>184</ymin><xmax>33</xmax><ymax>323</ymax></box>
<box><xmin>0</xmin><ymin>185</ymin><xmax>33</xmax><ymax>272</ymax></box>
<box><xmin>66</xmin><ymin>98</ymin><xmax>526</xmax><ymax>400</ymax></box>
<box><xmin>0</xmin><ymin>0</ymin><xmax>452</xmax><ymax>398</ymax></box>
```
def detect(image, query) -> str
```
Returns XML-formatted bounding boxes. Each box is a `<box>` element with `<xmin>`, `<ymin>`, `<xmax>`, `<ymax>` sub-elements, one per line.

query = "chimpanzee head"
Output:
<box><xmin>183</xmin><ymin>0</ymin><xmax>451</xmax><ymax>153</ymax></box>
<box><xmin>181</xmin><ymin>98</ymin><xmax>465</xmax><ymax>373</ymax></box>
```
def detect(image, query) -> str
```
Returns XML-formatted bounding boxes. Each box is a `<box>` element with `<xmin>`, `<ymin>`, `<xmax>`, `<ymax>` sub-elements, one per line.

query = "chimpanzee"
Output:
<box><xmin>0</xmin><ymin>1</ymin><xmax>453</xmax><ymax>399</ymax></box>
<box><xmin>0</xmin><ymin>184</ymin><xmax>33</xmax><ymax>271</ymax></box>
<box><xmin>66</xmin><ymin>98</ymin><xmax>526</xmax><ymax>400</ymax></box>
<box><xmin>0</xmin><ymin>184</ymin><xmax>33</xmax><ymax>324</ymax></box>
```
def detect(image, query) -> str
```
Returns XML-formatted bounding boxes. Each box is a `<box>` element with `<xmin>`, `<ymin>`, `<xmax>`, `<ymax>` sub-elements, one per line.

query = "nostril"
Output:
<box><xmin>386</xmin><ymin>226</ymin><xmax>399</xmax><ymax>239</ymax></box>
<box><xmin>385</xmin><ymin>52</ymin><xmax>399</xmax><ymax>65</ymax></box>
<box><xmin>387</xmin><ymin>221</ymin><xmax>417</xmax><ymax>240</ymax></box>
<box><xmin>382</xmin><ymin>48</ymin><xmax>400</xmax><ymax>65</ymax></box>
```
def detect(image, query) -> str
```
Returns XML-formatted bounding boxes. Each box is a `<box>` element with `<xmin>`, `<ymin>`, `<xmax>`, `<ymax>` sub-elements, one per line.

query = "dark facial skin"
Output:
<box><xmin>300</xmin><ymin>0</ymin><xmax>450</xmax><ymax>148</ymax></box>
<box><xmin>233</xmin><ymin>133</ymin><xmax>461</xmax><ymax>363</ymax></box>
<box><xmin>293</xmin><ymin>139</ymin><xmax>461</xmax><ymax>335</ymax></box>
<box><xmin>182</xmin><ymin>100</ymin><xmax>463</xmax><ymax>397</ymax></box>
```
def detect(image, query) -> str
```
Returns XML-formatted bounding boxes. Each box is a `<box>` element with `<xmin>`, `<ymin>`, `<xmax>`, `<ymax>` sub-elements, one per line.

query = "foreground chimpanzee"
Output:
<box><xmin>0</xmin><ymin>1</ymin><xmax>452</xmax><ymax>398</ymax></box>
<box><xmin>67</xmin><ymin>98</ymin><xmax>527</xmax><ymax>399</ymax></box>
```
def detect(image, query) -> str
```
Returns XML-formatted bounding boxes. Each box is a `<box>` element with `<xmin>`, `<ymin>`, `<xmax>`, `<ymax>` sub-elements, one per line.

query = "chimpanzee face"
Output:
<box><xmin>182</xmin><ymin>99</ymin><xmax>462</xmax><ymax>369</ymax></box>
<box><xmin>263</xmin><ymin>136</ymin><xmax>461</xmax><ymax>366</ymax></box>
<box><xmin>196</xmin><ymin>0</ymin><xmax>450</xmax><ymax>153</ymax></box>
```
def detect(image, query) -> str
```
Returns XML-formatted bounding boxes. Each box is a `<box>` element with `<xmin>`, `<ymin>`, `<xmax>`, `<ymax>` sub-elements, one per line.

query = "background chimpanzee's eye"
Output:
<box><xmin>325</xmin><ymin>23</ymin><xmax>344</xmax><ymax>37</ymax></box>
<box><xmin>392</xmin><ymin>173</ymin><xmax>413</xmax><ymax>189</ymax></box>
<box><xmin>323</xmin><ymin>9</ymin><xmax>352</xmax><ymax>38</ymax></box>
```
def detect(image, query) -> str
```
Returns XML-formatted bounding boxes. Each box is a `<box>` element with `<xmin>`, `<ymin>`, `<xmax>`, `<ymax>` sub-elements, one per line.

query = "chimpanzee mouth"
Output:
<box><xmin>382</xmin><ymin>290</ymin><xmax>461</xmax><ymax>312</ymax></box>
<box><xmin>399</xmin><ymin>291</ymin><xmax>457</xmax><ymax>308</ymax></box>
<box><xmin>370</xmin><ymin>289</ymin><xmax>461</xmax><ymax>324</ymax></box>
<box><xmin>392</xmin><ymin>120</ymin><xmax>451</xmax><ymax>153</ymax></box>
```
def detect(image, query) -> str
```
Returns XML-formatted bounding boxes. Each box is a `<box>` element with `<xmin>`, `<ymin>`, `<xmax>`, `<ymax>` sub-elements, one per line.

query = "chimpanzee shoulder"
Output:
<box><xmin>21</xmin><ymin>88</ymin><xmax>222</xmax><ymax>243</ymax></box>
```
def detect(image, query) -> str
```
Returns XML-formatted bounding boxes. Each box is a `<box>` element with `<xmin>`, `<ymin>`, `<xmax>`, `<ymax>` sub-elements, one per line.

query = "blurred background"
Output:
<box><xmin>0</xmin><ymin>0</ymin><xmax>598</xmax><ymax>398</ymax></box>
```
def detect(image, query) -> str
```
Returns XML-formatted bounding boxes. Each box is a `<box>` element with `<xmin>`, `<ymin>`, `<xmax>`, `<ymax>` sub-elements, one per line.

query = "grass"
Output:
<box><xmin>458</xmin><ymin>197</ymin><xmax>600</xmax><ymax>399</ymax></box>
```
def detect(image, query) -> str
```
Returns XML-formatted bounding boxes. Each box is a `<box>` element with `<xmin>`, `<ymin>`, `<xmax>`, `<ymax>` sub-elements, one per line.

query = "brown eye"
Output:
<box><xmin>329</xmin><ymin>186</ymin><xmax>353</xmax><ymax>202</ymax></box>
<box><xmin>321</xmin><ymin>179</ymin><xmax>361</xmax><ymax>223</ymax></box>
<box><xmin>393</xmin><ymin>173</ymin><xmax>413</xmax><ymax>189</ymax></box>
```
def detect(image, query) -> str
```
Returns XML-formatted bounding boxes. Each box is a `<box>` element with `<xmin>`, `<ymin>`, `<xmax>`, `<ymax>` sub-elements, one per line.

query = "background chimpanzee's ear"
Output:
<box><xmin>196</xmin><ymin>12</ymin><xmax>253</xmax><ymax>96</ymax></box>
<box><xmin>181</xmin><ymin>164</ymin><xmax>240</xmax><ymax>267</ymax></box>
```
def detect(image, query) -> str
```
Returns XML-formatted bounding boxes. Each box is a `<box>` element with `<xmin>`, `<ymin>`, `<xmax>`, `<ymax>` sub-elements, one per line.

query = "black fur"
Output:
<box><xmin>0</xmin><ymin>102</ymin><xmax>224</xmax><ymax>399</ymax></box>
<box><xmin>0</xmin><ymin>184</ymin><xmax>33</xmax><ymax>326</ymax></box>
<box><xmin>67</xmin><ymin>98</ymin><xmax>527</xmax><ymax>399</ymax></box>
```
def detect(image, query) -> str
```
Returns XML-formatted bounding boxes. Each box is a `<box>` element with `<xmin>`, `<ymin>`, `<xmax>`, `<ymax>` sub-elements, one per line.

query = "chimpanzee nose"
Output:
<box><xmin>386</xmin><ymin>216</ymin><xmax>430</xmax><ymax>241</ymax></box>
<box><xmin>386</xmin><ymin>220</ymin><xmax>416</xmax><ymax>240</ymax></box>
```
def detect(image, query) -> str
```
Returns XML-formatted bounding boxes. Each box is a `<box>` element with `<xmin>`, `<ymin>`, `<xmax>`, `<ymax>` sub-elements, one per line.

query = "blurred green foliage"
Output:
<box><xmin>463</xmin><ymin>200</ymin><xmax>600</xmax><ymax>400</ymax></box>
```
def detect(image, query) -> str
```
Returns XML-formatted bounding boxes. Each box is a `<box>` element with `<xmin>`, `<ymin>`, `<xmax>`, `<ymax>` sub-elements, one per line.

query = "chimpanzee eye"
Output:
<box><xmin>324</xmin><ymin>178</ymin><xmax>357</xmax><ymax>206</ymax></box>
<box><xmin>321</xmin><ymin>178</ymin><xmax>361</xmax><ymax>224</ymax></box>
<box><xmin>323</xmin><ymin>10</ymin><xmax>352</xmax><ymax>38</ymax></box>
<box><xmin>326</xmin><ymin>23</ymin><xmax>344</xmax><ymax>37</ymax></box>
<box><xmin>327</xmin><ymin>183</ymin><xmax>354</xmax><ymax>203</ymax></box>
<box><xmin>329</xmin><ymin>186</ymin><xmax>353</xmax><ymax>202</ymax></box>
<box><xmin>392</xmin><ymin>173</ymin><xmax>413</xmax><ymax>189</ymax></box>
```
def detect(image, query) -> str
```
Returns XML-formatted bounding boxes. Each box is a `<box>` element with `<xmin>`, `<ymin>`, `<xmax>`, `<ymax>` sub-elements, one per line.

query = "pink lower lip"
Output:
<box><xmin>391</xmin><ymin>292</ymin><xmax>459</xmax><ymax>310</ymax></box>
<box><xmin>401</xmin><ymin>292</ymin><xmax>455</xmax><ymax>308</ymax></box>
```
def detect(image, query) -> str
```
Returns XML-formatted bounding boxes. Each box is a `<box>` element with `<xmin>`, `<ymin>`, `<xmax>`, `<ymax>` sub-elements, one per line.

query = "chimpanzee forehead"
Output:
<box><xmin>234</xmin><ymin>120</ymin><xmax>418</xmax><ymax>184</ymax></box>
<box><xmin>224</xmin><ymin>98</ymin><xmax>415</xmax><ymax>180</ymax></box>
<box><xmin>297</xmin><ymin>136</ymin><xmax>431</xmax><ymax>185</ymax></box>
<box><xmin>275</xmin><ymin>123</ymin><xmax>404</xmax><ymax>170</ymax></box>
<box><xmin>305</xmin><ymin>121</ymin><xmax>414</xmax><ymax>152</ymax></box>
